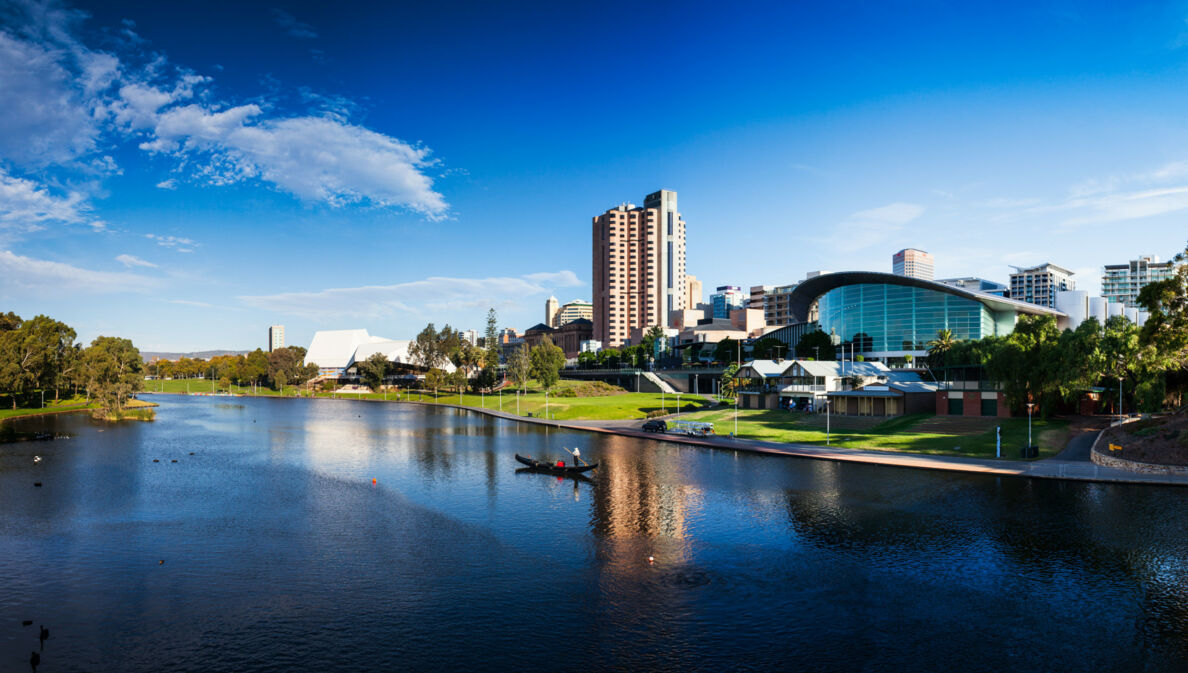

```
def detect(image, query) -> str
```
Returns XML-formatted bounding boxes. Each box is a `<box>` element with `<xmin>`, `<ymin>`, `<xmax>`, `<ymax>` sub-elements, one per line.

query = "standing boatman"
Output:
<box><xmin>572</xmin><ymin>447</ymin><xmax>581</xmax><ymax>466</ymax></box>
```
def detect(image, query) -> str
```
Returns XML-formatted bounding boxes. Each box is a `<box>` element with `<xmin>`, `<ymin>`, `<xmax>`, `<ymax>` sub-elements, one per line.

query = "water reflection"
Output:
<box><xmin>1</xmin><ymin>395</ymin><xmax>1186</xmax><ymax>672</ymax></box>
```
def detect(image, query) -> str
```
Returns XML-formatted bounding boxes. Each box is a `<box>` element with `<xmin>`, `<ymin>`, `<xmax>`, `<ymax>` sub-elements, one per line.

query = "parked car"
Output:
<box><xmin>642</xmin><ymin>419</ymin><xmax>667</xmax><ymax>433</ymax></box>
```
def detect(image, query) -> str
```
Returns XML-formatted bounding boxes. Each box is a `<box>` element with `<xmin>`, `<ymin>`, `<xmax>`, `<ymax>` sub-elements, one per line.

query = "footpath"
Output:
<box><xmin>418</xmin><ymin>401</ymin><xmax>1188</xmax><ymax>488</ymax></box>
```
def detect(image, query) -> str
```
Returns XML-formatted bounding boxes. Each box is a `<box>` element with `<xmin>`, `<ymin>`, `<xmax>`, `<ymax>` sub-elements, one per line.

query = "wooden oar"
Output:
<box><xmin>562</xmin><ymin>446</ymin><xmax>592</xmax><ymax>469</ymax></box>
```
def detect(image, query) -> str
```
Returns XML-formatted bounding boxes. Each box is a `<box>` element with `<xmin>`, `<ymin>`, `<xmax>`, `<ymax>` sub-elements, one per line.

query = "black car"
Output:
<box><xmin>642</xmin><ymin>419</ymin><xmax>667</xmax><ymax>433</ymax></box>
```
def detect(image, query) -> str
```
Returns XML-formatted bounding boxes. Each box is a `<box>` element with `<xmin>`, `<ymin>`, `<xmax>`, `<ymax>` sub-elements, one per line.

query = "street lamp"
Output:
<box><xmin>1026</xmin><ymin>402</ymin><xmax>1035</xmax><ymax>448</ymax></box>
<box><xmin>676</xmin><ymin>393</ymin><xmax>682</xmax><ymax>418</ymax></box>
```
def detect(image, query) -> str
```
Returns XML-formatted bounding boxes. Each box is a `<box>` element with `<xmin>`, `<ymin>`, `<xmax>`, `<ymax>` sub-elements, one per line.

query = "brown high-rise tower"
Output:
<box><xmin>592</xmin><ymin>190</ymin><xmax>686</xmax><ymax>347</ymax></box>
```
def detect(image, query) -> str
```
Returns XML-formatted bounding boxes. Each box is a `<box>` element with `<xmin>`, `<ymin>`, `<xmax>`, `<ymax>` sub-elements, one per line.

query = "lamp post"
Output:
<box><xmin>517</xmin><ymin>390</ymin><xmax>520</xmax><ymax>416</ymax></box>
<box><xmin>676</xmin><ymin>393</ymin><xmax>682</xmax><ymax>418</ymax></box>
<box><xmin>1026</xmin><ymin>402</ymin><xmax>1035</xmax><ymax>448</ymax></box>
<box><xmin>826</xmin><ymin>398</ymin><xmax>831</xmax><ymax>445</ymax></box>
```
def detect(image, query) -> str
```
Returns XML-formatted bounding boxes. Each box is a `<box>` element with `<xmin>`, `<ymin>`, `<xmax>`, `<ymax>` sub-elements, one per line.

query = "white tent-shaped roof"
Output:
<box><xmin>305</xmin><ymin>329</ymin><xmax>456</xmax><ymax>373</ymax></box>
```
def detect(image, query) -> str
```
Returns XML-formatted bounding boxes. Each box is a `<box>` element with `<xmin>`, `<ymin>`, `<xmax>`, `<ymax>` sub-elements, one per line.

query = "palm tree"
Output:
<box><xmin>927</xmin><ymin>328</ymin><xmax>957</xmax><ymax>366</ymax></box>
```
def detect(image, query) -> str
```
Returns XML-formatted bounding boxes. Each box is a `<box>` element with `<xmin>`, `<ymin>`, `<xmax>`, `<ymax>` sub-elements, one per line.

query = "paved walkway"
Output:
<box><xmin>423</xmin><ymin>402</ymin><xmax>1188</xmax><ymax>487</ymax></box>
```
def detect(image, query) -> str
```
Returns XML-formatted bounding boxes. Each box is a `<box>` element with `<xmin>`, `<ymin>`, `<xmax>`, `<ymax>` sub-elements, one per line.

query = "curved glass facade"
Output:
<box><xmin>816</xmin><ymin>284</ymin><xmax>997</xmax><ymax>353</ymax></box>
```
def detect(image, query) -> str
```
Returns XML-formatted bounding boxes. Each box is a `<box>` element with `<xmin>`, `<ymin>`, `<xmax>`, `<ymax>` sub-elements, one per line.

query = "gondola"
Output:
<box><xmin>514</xmin><ymin>454</ymin><xmax>598</xmax><ymax>474</ymax></box>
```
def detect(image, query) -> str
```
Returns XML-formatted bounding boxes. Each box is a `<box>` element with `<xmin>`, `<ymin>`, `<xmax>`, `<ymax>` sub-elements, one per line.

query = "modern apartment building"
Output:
<box><xmin>556</xmin><ymin>299</ymin><xmax>593</xmax><ymax>326</ymax></box>
<box><xmin>1101</xmin><ymin>255</ymin><xmax>1177</xmax><ymax>308</ymax></box>
<box><xmin>892</xmin><ymin>248</ymin><xmax>934</xmax><ymax>280</ymax></box>
<box><xmin>268</xmin><ymin>325</ymin><xmax>285</xmax><ymax>352</ymax></box>
<box><xmin>592</xmin><ymin>189</ymin><xmax>686</xmax><ymax>346</ymax></box>
<box><xmin>1008</xmin><ymin>263</ymin><xmax>1075</xmax><ymax>309</ymax></box>
<box><xmin>710</xmin><ymin>285</ymin><xmax>746</xmax><ymax>319</ymax></box>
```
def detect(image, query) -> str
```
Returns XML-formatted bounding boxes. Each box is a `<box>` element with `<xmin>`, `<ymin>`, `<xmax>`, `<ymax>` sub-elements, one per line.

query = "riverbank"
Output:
<box><xmin>436</xmin><ymin>401</ymin><xmax>1188</xmax><ymax>487</ymax></box>
<box><xmin>0</xmin><ymin>397</ymin><xmax>158</xmax><ymax>425</ymax></box>
<box><xmin>140</xmin><ymin>392</ymin><xmax>1188</xmax><ymax>486</ymax></box>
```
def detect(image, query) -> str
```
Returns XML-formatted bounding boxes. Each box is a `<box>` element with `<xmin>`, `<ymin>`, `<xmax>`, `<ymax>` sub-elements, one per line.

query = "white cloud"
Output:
<box><xmin>155</xmin><ymin>178</ymin><xmax>177</xmax><ymax>190</ymax></box>
<box><xmin>167</xmin><ymin>299</ymin><xmax>213</xmax><ymax>308</ymax></box>
<box><xmin>1057</xmin><ymin>186</ymin><xmax>1188</xmax><ymax>227</ymax></box>
<box><xmin>145</xmin><ymin>233</ymin><xmax>198</xmax><ymax>252</ymax></box>
<box><xmin>850</xmin><ymin>202</ymin><xmax>926</xmax><ymax>225</ymax></box>
<box><xmin>0</xmin><ymin>0</ymin><xmax>449</xmax><ymax>232</ymax></box>
<box><xmin>115</xmin><ymin>253</ymin><xmax>157</xmax><ymax>268</ymax></box>
<box><xmin>132</xmin><ymin>103</ymin><xmax>448</xmax><ymax>215</ymax></box>
<box><xmin>522</xmin><ymin>270</ymin><xmax>582</xmax><ymax>286</ymax></box>
<box><xmin>0</xmin><ymin>249</ymin><xmax>152</xmax><ymax>293</ymax></box>
<box><xmin>239</xmin><ymin>271</ymin><xmax>584</xmax><ymax>319</ymax></box>
<box><xmin>272</xmin><ymin>9</ymin><xmax>318</xmax><ymax>39</ymax></box>
<box><xmin>0</xmin><ymin>31</ymin><xmax>101</xmax><ymax>167</ymax></box>
<box><xmin>0</xmin><ymin>167</ymin><xmax>94</xmax><ymax>231</ymax></box>
<box><xmin>822</xmin><ymin>202</ymin><xmax>926</xmax><ymax>251</ymax></box>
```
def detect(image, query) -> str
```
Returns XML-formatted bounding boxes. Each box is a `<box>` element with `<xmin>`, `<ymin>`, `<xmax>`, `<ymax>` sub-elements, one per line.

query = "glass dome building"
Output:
<box><xmin>786</xmin><ymin>272</ymin><xmax>1065</xmax><ymax>358</ymax></box>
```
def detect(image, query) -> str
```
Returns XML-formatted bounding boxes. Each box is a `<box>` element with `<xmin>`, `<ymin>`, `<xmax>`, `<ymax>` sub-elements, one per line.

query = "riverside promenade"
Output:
<box><xmin>421</xmin><ymin>401</ymin><xmax>1188</xmax><ymax>488</ymax></box>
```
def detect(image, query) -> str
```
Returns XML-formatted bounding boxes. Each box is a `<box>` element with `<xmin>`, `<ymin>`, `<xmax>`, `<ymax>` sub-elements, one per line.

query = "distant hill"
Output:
<box><xmin>142</xmin><ymin>350</ymin><xmax>252</xmax><ymax>362</ymax></box>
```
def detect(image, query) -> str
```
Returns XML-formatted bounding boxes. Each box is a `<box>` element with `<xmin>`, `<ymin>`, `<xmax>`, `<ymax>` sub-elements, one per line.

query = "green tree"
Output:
<box><xmin>424</xmin><ymin>367</ymin><xmax>448</xmax><ymax>394</ymax></box>
<box><xmin>0</xmin><ymin>315</ymin><xmax>76</xmax><ymax>408</ymax></box>
<box><xmin>360</xmin><ymin>352</ymin><xmax>389</xmax><ymax>392</ymax></box>
<box><xmin>243</xmin><ymin>349</ymin><xmax>269</xmax><ymax>387</ymax></box>
<box><xmin>82</xmin><ymin>336</ymin><xmax>144</xmax><ymax>413</ymax></box>
<box><xmin>640</xmin><ymin>325</ymin><xmax>667</xmax><ymax>358</ymax></box>
<box><xmin>474</xmin><ymin>366</ymin><xmax>498</xmax><ymax>392</ymax></box>
<box><xmin>986</xmin><ymin>315</ymin><xmax>1062</xmax><ymax>416</ymax></box>
<box><xmin>794</xmin><ymin>330</ymin><xmax>836</xmax><ymax>361</ymax></box>
<box><xmin>484</xmin><ymin>308</ymin><xmax>500</xmax><ymax>368</ymax></box>
<box><xmin>529</xmin><ymin>336</ymin><xmax>565</xmax><ymax>391</ymax></box>
<box><xmin>507</xmin><ymin>343</ymin><xmax>531</xmax><ymax>392</ymax></box>
<box><xmin>410</xmin><ymin>323</ymin><xmax>439</xmax><ymax>369</ymax></box>
<box><xmin>714</xmin><ymin>338</ymin><xmax>741</xmax><ymax>364</ymax></box>
<box><xmin>926</xmin><ymin>328</ymin><xmax>958</xmax><ymax>367</ymax></box>
<box><xmin>720</xmin><ymin>362</ymin><xmax>739</xmax><ymax>397</ymax></box>
<box><xmin>751</xmin><ymin>336</ymin><xmax>784</xmax><ymax>360</ymax></box>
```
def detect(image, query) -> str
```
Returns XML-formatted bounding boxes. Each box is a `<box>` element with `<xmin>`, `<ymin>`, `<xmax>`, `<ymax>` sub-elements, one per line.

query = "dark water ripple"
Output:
<box><xmin>0</xmin><ymin>395</ymin><xmax>1186</xmax><ymax>672</ymax></box>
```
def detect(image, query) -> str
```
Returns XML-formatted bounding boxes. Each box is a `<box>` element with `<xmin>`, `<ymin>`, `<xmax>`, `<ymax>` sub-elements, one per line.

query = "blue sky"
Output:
<box><xmin>2</xmin><ymin>0</ymin><xmax>1188</xmax><ymax>351</ymax></box>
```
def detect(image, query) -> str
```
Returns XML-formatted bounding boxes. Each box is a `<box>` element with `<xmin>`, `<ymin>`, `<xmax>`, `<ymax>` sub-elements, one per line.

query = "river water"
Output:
<box><xmin>0</xmin><ymin>395</ymin><xmax>1185</xmax><ymax>672</ymax></box>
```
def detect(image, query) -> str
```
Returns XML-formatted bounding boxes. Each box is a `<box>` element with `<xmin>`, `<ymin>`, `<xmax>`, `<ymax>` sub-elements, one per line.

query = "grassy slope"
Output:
<box><xmin>145</xmin><ymin>377</ymin><xmax>711</xmax><ymax>421</ymax></box>
<box><xmin>679</xmin><ymin>408</ymin><xmax>1070</xmax><ymax>459</ymax></box>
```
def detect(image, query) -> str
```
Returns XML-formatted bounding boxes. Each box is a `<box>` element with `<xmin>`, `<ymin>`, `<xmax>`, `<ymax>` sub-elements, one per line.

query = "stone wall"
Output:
<box><xmin>1090</xmin><ymin>421</ymin><xmax>1188</xmax><ymax>475</ymax></box>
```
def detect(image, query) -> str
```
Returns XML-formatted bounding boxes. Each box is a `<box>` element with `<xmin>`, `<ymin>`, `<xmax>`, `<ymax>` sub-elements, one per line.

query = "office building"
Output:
<box><xmin>592</xmin><ymin>189</ymin><xmax>686</xmax><ymax>346</ymax></box>
<box><xmin>460</xmin><ymin>329</ymin><xmax>478</xmax><ymax>346</ymax></box>
<box><xmin>750</xmin><ymin>283</ymin><xmax>801</xmax><ymax>326</ymax></box>
<box><xmin>556</xmin><ymin>299</ymin><xmax>593</xmax><ymax>326</ymax></box>
<box><xmin>268</xmin><ymin>325</ymin><xmax>285</xmax><ymax>352</ymax></box>
<box><xmin>686</xmin><ymin>275</ymin><xmax>703</xmax><ymax>309</ymax></box>
<box><xmin>892</xmin><ymin>248</ymin><xmax>934</xmax><ymax>280</ymax></box>
<box><xmin>1101</xmin><ymin>255</ymin><xmax>1177</xmax><ymax>308</ymax></box>
<box><xmin>545</xmin><ymin>296</ymin><xmax>559</xmax><ymax>327</ymax></box>
<box><xmin>1009</xmin><ymin>263</ymin><xmax>1075</xmax><ymax>309</ymax></box>
<box><xmin>710</xmin><ymin>285</ymin><xmax>746</xmax><ymax>319</ymax></box>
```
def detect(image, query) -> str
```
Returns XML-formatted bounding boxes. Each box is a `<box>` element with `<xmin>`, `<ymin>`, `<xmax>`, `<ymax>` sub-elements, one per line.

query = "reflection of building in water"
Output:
<box><xmin>589</xmin><ymin>437</ymin><xmax>699</xmax><ymax>549</ymax></box>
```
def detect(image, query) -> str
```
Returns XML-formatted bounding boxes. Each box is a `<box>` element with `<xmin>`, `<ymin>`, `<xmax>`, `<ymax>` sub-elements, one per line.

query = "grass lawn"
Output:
<box><xmin>146</xmin><ymin>377</ymin><xmax>713</xmax><ymax>421</ymax></box>
<box><xmin>147</xmin><ymin>379</ymin><xmax>303</xmax><ymax>396</ymax></box>
<box><xmin>0</xmin><ymin>396</ymin><xmax>96</xmax><ymax>422</ymax></box>
<box><xmin>678</xmin><ymin>408</ymin><xmax>1071</xmax><ymax>459</ymax></box>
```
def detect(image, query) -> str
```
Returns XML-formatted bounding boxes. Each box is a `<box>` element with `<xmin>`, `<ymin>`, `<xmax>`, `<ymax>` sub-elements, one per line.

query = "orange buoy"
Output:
<box><xmin>372</xmin><ymin>478</ymin><xmax>377</xmax><ymax>485</ymax></box>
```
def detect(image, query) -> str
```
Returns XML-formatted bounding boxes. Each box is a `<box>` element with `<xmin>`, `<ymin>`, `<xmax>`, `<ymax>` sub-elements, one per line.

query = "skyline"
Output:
<box><xmin>3</xmin><ymin>1</ymin><xmax>1188</xmax><ymax>352</ymax></box>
